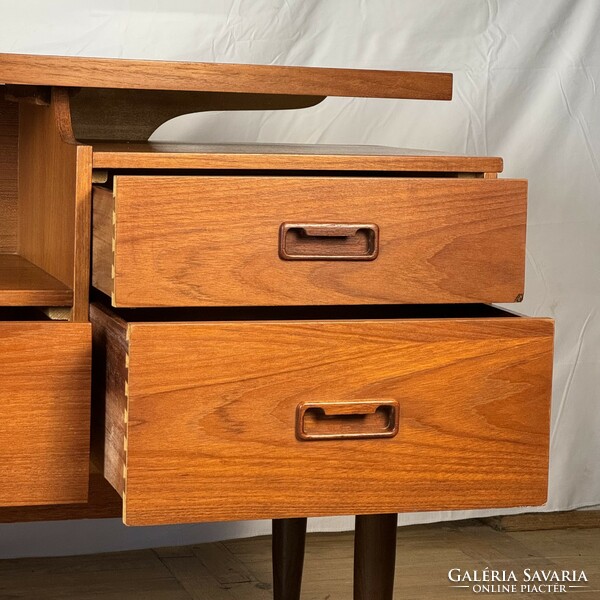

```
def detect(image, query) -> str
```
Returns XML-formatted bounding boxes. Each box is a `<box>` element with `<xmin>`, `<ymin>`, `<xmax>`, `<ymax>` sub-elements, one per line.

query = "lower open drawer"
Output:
<box><xmin>90</xmin><ymin>303</ymin><xmax>554</xmax><ymax>526</ymax></box>
<box><xmin>0</xmin><ymin>311</ymin><xmax>91</xmax><ymax>507</ymax></box>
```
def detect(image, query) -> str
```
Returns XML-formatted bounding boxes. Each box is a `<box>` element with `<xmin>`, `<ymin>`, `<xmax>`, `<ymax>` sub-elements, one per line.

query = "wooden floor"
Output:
<box><xmin>0</xmin><ymin>520</ymin><xmax>598</xmax><ymax>599</ymax></box>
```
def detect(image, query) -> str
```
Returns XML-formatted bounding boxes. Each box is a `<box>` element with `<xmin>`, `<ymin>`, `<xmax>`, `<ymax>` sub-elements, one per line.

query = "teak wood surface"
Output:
<box><xmin>90</xmin><ymin>303</ymin><xmax>129</xmax><ymax>500</ymax></box>
<box><xmin>0</xmin><ymin>467</ymin><xmax>122</xmax><ymax>523</ymax></box>
<box><xmin>91</xmin><ymin>142</ymin><xmax>504</xmax><ymax>173</ymax></box>
<box><xmin>0</xmin><ymin>95</ymin><xmax>18</xmax><ymax>252</ymax></box>
<box><xmin>93</xmin><ymin>176</ymin><xmax>527</xmax><ymax>307</ymax></box>
<box><xmin>90</xmin><ymin>304</ymin><xmax>553</xmax><ymax>526</ymax></box>
<box><xmin>0</xmin><ymin>90</ymin><xmax>92</xmax><ymax>314</ymax></box>
<box><xmin>17</xmin><ymin>88</ymin><xmax>92</xmax><ymax>321</ymax></box>
<box><xmin>0</xmin><ymin>254</ymin><xmax>72</xmax><ymax>306</ymax></box>
<box><xmin>0</xmin><ymin>53</ymin><xmax>452</xmax><ymax>100</ymax></box>
<box><xmin>0</xmin><ymin>322</ymin><xmax>91</xmax><ymax>506</ymax></box>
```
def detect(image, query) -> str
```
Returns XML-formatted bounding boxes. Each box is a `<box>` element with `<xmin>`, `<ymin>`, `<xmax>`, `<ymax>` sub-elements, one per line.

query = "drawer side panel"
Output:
<box><xmin>91</xmin><ymin>186</ymin><xmax>115</xmax><ymax>300</ymax></box>
<box><xmin>90</xmin><ymin>303</ymin><xmax>128</xmax><ymax>497</ymax></box>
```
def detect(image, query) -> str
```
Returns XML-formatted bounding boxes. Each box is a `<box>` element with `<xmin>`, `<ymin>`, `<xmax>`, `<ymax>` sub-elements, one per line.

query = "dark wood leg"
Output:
<box><xmin>272</xmin><ymin>517</ymin><xmax>307</xmax><ymax>600</ymax></box>
<box><xmin>354</xmin><ymin>513</ymin><xmax>398</xmax><ymax>600</ymax></box>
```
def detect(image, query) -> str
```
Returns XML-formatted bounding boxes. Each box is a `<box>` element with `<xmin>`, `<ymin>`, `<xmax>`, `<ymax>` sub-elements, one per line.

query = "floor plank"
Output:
<box><xmin>0</xmin><ymin>521</ymin><xmax>598</xmax><ymax>599</ymax></box>
<box><xmin>159</xmin><ymin>556</ymin><xmax>234</xmax><ymax>600</ymax></box>
<box><xmin>0</xmin><ymin>567</ymin><xmax>192</xmax><ymax>600</ymax></box>
<box><xmin>192</xmin><ymin>542</ymin><xmax>254</xmax><ymax>585</ymax></box>
<box><xmin>484</xmin><ymin>510</ymin><xmax>600</xmax><ymax>532</ymax></box>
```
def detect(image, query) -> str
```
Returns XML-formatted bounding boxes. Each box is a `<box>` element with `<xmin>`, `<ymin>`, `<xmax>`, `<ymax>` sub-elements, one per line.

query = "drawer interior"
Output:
<box><xmin>91</xmin><ymin>302</ymin><xmax>553</xmax><ymax>525</ymax></box>
<box><xmin>90</xmin><ymin>299</ymin><xmax>515</xmax><ymax>322</ymax></box>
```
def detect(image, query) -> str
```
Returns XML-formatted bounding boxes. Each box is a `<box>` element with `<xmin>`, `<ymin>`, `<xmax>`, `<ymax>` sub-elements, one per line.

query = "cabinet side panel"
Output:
<box><xmin>0</xmin><ymin>96</ymin><xmax>18</xmax><ymax>252</ymax></box>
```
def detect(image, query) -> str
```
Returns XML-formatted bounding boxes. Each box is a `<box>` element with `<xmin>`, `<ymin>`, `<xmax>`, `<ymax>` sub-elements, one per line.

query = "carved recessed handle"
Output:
<box><xmin>296</xmin><ymin>399</ymin><xmax>399</xmax><ymax>441</ymax></box>
<box><xmin>279</xmin><ymin>223</ymin><xmax>379</xmax><ymax>261</ymax></box>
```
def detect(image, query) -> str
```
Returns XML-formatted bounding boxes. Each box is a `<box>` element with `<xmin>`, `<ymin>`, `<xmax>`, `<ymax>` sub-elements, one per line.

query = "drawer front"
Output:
<box><xmin>93</xmin><ymin>176</ymin><xmax>527</xmax><ymax>307</ymax></box>
<box><xmin>91</xmin><ymin>305</ymin><xmax>553</xmax><ymax>526</ymax></box>
<box><xmin>0</xmin><ymin>322</ymin><xmax>91</xmax><ymax>506</ymax></box>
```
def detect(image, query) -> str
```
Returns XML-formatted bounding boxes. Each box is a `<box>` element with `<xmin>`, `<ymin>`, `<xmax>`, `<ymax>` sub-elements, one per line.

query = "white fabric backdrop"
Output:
<box><xmin>0</xmin><ymin>0</ymin><xmax>598</xmax><ymax>558</ymax></box>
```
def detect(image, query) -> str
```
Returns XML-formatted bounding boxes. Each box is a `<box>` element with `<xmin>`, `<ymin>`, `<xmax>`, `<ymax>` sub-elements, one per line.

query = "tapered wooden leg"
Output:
<box><xmin>354</xmin><ymin>513</ymin><xmax>398</xmax><ymax>600</ymax></box>
<box><xmin>272</xmin><ymin>517</ymin><xmax>307</xmax><ymax>600</ymax></box>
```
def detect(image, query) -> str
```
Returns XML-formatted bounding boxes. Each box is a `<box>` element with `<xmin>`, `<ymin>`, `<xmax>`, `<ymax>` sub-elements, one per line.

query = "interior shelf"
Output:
<box><xmin>0</xmin><ymin>254</ymin><xmax>72</xmax><ymax>306</ymax></box>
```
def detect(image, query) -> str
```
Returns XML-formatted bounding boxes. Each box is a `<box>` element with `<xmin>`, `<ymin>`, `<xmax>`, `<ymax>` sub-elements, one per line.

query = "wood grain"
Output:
<box><xmin>89</xmin><ymin>303</ymin><xmax>129</xmax><ymax>497</ymax></box>
<box><xmin>91</xmin><ymin>307</ymin><xmax>553</xmax><ymax>525</ymax></box>
<box><xmin>91</xmin><ymin>186</ymin><xmax>114</xmax><ymax>303</ymax></box>
<box><xmin>91</xmin><ymin>142</ymin><xmax>503</xmax><ymax>173</ymax></box>
<box><xmin>18</xmin><ymin>88</ymin><xmax>93</xmax><ymax>321</ymax></box>
<box><xmin>0</xmin><ymin>322</ymin><xmax>91</xmax><ymax>506</ymax></box>
<box><xmin>94</xmin><ymin>176</ymin><xmax>527</xmax><ymax>307</ymax></box>
<box><xmin>0</xmin><ymin>95</ymin><xmax>18</xmax><ymax>252</ymax></box>
<box><xmin>0</xmin><ymin>253</ymin><xmax>72</xmax><ymax>305</ymax></box>
<box><xmin>0</xmin><ymin>54</ymin><xmax>453</xmax><ymax>100</ymax></box>
<box><xmin>0</xmin><ymin>466</ymin><xmax>122</xmax><ymax>523</ymax></box>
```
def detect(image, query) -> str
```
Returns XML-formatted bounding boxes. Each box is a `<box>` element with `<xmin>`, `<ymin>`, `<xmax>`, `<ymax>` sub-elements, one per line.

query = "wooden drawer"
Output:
<box><xmin>92</xmin><ymin>176</ymin><xmax>527</xmax><ymax>307</ymax></box>
<box><xmin>0</xmin><ymin>315</ymin><xmax>91</xmax><ymax>506</ymax></box>
<box><xmin>91</xmin><ymin>303</ymin><xmax>553</xmax><ymax>526</ymax></box>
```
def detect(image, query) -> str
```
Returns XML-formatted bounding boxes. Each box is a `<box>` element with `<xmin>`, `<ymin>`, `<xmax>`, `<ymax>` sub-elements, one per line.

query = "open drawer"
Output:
<box><xmin>92</xmin><ymin>175</ymin><xmax>527</xmax><ymax>307</ymax></box>
<box><xmin>91</xmin><ymin>303</ymin><xmax>553</xmax><ymax>526</ymax></box>
<box><xmin>0</xmin><ymin>310</ymin><xmax>91</xmax><ymax>507</ymax></box>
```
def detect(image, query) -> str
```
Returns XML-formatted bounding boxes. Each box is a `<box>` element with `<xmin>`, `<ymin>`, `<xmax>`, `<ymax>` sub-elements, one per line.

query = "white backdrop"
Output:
<box><xmin>0</xmin><ymin>0</ymin><xmax>599</xmax><ymax>558</ymax></box>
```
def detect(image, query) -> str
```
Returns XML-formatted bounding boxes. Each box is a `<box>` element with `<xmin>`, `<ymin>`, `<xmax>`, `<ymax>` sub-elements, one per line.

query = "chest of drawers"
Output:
<box><xmin>0</xmin><ymin>53</ymin><xmax>553</xmax><ymax>599</ymax></box>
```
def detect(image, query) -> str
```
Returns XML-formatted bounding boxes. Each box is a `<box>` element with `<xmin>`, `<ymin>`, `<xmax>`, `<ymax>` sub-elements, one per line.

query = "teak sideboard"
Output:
<box><xmin>0</xmin><ymin>53</ymin><xmax>553</xmax><ymax>599</ymax></box>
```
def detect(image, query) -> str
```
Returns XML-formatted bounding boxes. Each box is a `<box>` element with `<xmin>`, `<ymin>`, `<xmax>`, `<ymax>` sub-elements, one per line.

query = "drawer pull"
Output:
<box><xmin>296</xmin><ymin>399</ymin><xmax>399</xmax><ymax>441</ymax></box>
<box><xmin>279</xmin><ymin>223</ymin><xmax>379</xmax><ymax>261</ymax></box>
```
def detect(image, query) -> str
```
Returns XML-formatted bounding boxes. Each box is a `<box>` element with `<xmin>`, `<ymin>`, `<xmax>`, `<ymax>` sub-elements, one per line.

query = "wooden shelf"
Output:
<box><xmin>0</xmin><ymin>53</ymin><xmax>452</xmax><ymax>100</ymax></box>
<box><xmin>0</xmin><ymin>254</ymin><xmax>72</xmax><ymax>306</ymax></box>
<box><xmin>91</xmin><ymin>142</ymin><xmax>503</xmax><ymax>173</ymax></box>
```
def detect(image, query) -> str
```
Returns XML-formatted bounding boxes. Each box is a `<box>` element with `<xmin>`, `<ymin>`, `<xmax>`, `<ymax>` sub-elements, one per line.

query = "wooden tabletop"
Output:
<box><xmin>0</xmin><ymin>53</ymin><xmax>452</xmax><ymax>100</ymax></box>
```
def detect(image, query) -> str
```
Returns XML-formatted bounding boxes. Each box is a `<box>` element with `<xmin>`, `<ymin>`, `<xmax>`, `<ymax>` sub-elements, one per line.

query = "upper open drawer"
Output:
<box><xmin>92</xmin><ymin>175</ymin><xmax>527</xmax><ymax>307</ymax></box>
